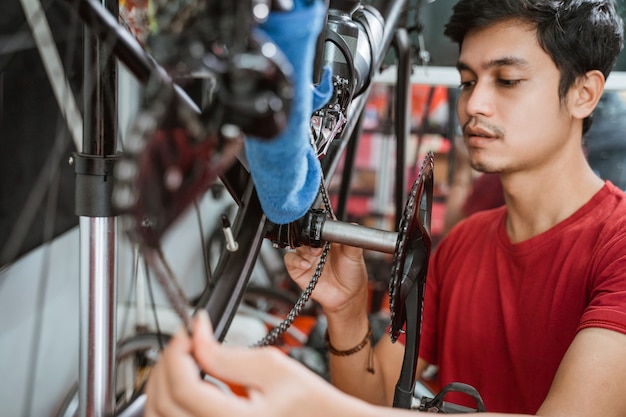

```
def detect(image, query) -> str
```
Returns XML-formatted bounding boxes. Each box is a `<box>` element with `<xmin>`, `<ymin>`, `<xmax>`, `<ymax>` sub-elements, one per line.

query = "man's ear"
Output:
<box><xmin>569</xmin><ymin>70</ymin><xmax>605</xmax><ymax>120</ymax></box>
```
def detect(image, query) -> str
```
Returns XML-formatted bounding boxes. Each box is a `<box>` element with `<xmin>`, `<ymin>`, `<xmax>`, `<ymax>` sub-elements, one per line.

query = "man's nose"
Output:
<box><xmin>462</xmin><ymin>82</ymin><xmax>494</xmax><ymax>118</ymax></box>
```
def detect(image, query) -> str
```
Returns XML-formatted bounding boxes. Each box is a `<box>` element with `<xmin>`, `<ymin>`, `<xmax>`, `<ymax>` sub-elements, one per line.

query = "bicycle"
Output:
<box><xmin>3</xmin><ymin>0</ymin><xmax>449</xmax><ymax>415</ymax></box>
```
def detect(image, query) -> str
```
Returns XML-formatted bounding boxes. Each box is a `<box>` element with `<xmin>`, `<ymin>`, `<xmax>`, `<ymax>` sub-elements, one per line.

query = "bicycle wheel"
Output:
<box><xmin>55</xmin><ymin>332</ymin><xmax>171</xmax><ymax>417</ymax></box>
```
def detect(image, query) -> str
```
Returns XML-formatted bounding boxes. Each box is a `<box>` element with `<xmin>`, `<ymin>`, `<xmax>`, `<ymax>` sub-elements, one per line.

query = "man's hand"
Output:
<box><xmin>283</xmin><ymin>244</ymin><xmax>369</xmax><ymax>318</ymax></box>
<box><xmin>144</xmin><ymin>310</ymin><xmax>374</xmax><ymax>417</ymax></box>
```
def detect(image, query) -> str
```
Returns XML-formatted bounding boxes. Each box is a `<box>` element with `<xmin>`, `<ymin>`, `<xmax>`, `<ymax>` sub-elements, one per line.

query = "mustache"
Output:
<box><xmin>462</xmin><ymin>118</ymin><xmax>505</xmax><ymax>137</ymax></box>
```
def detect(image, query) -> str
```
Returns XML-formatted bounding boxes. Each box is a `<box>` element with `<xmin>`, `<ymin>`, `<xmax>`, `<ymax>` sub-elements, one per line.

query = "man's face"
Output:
<box><xmin>456</xmin><ymin>19</ymin><xmax>574</xmax><ymax>174</ymax></box>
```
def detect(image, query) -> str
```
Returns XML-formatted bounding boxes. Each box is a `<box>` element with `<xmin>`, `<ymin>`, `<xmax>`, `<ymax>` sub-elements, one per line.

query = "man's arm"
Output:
<box><xmin>325</xmin><ymin>315</ymin><xmax>431</xmax><ymax>406</ymax></box>
<box><xmin>145</xmin><ymin>311</ymin><xmax>530</xmax><ymax>417</ymax></box>
<box><xmin>283</xmin><ymin>244</ymin><xmax>431</xmax><ymax>405</ymax></box>
<box><xmin>537</xmin><ymin>327</ymin><xmax>626</xmax><ymax>417</ymax></box>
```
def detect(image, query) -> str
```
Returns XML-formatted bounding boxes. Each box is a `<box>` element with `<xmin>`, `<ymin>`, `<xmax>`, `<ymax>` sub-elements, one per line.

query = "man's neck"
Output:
<box><xmin>500</xmin><ymin>154</ymin><xmax>604</xmax><ymax>243</ymax></box>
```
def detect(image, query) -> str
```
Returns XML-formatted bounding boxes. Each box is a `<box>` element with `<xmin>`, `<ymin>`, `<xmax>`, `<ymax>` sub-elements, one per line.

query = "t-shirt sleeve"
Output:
<box><xmin>579</xmin><ymin>235</ymin><xmax>626</xmax><ymax>334</ymax></box>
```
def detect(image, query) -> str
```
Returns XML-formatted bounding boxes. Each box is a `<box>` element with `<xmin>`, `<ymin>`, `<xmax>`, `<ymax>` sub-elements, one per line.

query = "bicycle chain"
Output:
<box><xmin>255</xmin><ymin>178</ymin><xmax>334</xmax><ymax>346</ymax></box>
<box><xmin>254</xmin><ymin>240</ymin><xmax>330</xmax><ymax>347</ymax></box>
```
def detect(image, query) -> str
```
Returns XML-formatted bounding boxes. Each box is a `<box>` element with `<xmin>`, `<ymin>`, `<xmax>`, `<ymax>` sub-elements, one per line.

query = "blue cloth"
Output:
<box><xmin>245</xmin><ymin>0</ymin><xmax>332</xmax><ymax>224</ymax></box>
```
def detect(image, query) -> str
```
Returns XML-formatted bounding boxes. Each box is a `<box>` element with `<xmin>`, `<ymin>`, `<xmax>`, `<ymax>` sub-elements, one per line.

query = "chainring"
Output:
<box><xmin>388</xmin><ymin>151</ymin><xmax>434</xmax><ymax>342</ymax></box>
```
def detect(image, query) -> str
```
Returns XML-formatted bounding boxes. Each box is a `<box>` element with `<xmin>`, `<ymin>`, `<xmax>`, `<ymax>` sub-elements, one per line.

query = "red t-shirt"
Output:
<box><xmin>461</xmin><ymin>173</ymin><xmax>504</xmax><ymax>216</ymax></box>
<box><xmin>418</xmin><ymin>182</ymin><xmax>626</xmax><ymax>413</ymax></box>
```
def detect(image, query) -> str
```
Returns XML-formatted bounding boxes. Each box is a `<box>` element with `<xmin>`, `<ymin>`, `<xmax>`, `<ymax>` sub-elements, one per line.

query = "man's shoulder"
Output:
<box><xmin>603</xmin><ymin>181</ymin><xmax>626</xmax><ymax>205</ymax></box>
<box><xmin>592</xmin><ymin>182</ymin><xmax>626</xmax><ymax>245</ymax></box>
<box><xmin>594</xmin><ymin>182</ymin><xmax>626</xmax><ymax>225</ymax></box>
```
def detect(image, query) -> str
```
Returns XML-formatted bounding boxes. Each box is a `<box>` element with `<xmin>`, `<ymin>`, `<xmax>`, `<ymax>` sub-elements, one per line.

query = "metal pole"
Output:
<box><xmin>79</xmin><ymin>217</ymin><xmax>117</xmax><ymax>417</ymax></box>
<box><xmin>76</xmin><ymin>0</ymin><xmax>119</xmax><ymax>414</ymax></box>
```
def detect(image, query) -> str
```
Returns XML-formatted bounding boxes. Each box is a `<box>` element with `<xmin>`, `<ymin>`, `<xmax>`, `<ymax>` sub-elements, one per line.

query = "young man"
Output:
<box><xmin>145</xmin><ymin>0</ymin><xmax>626</xmax><ymax>416</ymax></box>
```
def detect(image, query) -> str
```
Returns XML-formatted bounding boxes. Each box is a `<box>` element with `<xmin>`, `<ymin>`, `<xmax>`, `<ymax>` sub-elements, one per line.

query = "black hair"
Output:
<box><xmin>445</xmin><ymin>0</ymin><xmax>625</xmax><ymax>133</ymax></box>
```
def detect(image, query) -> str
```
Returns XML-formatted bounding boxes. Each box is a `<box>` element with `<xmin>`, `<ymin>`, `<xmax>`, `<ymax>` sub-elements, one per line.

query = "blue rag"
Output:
<box><xmin>245</xmin><ymin>0</ymin><xmax>332</xmax><ymax>224</ymax></box>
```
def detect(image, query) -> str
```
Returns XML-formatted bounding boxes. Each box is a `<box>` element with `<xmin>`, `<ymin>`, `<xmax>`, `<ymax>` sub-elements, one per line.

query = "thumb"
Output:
<box><xmin>336</xmin><ymin>242</ymin><xmax>364</xmax><ymax>262</ymax></box>
<box><xmin>190</xmin><ymin>309</ymin><xmax>282</xmax><ymax>391</ymax></box>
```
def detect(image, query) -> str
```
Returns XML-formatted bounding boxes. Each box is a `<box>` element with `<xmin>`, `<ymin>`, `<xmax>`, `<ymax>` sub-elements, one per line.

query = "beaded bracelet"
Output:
<box><xmin>324</xmin><ymin>322</ymin><xmax>375</xmax><ymax>373</ymax></box>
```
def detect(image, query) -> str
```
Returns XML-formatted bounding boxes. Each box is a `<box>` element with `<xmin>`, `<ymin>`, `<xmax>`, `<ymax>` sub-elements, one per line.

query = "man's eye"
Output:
<box><xmin>459</xmin><ymin>80</ymin><xmax>475</xmax><ymax>90</ymax></box>
<box><xmin>498</xmin><ymin>79</ymin><xmax>521</xmax><ymax>87</ymax></box>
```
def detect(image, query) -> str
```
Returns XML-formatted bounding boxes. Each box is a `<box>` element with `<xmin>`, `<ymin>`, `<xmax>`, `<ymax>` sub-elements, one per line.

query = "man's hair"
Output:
<box><xmin>445</xmin><ymin>0</ymin><xmax>624</xmax><ymax>132</ymax></box>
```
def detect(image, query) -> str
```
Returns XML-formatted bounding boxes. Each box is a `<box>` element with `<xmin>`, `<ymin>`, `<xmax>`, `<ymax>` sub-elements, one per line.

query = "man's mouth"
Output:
<box><xmin>464</xmin><ymin>126</ymin><xmax>496</xmax><ymax>139</ymax></box>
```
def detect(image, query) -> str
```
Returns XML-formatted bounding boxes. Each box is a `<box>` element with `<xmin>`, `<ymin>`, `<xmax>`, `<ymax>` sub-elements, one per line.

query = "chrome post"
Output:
<box><xmin>77</xmin><ymin>0</ymin><xmax>119</xmax><ymax>414</ymax></box>
<box><xmin>79</xmin><ymin>217</ymin><xmax>118</xmax><ymax>417</ymax></box>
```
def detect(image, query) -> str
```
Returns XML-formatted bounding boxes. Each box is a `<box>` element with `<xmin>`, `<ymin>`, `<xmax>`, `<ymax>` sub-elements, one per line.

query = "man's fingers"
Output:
<box><xmin>191</xmin><ymin>309</ymin><xmax>215</xmax><ymax>342</ymax></box>
<box><xmin>147</xmin><ymin>317</ymin><xmax>252</xmax><ymax>417</ymax></box>
<box><xmin>145</xmin><ymin>328</ymin><xmax>202</xmax><ymax>417</ymax></box>
<box><xmin>286</xmin><ymin>246</ymin><xmax>322</xmax><ymax>263</ymax></box>
<box><xmin>284</xmin><ymin>246</ymin><xmax>323</xmax><ymax>278</ymax></box>
<box><xmin>335</xmin><ymin>241</ymin><xmax>363</xmax><ymax>261</ymax></box>
<box><xmin>192</xmin><ymin>311</ymin><xmax>290</xmax><ymax>391</ymax></box>
<box><xmin>298</xmin><ymin>245</ymin><xmax>324</xmax><ymax>256</ymax></box>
